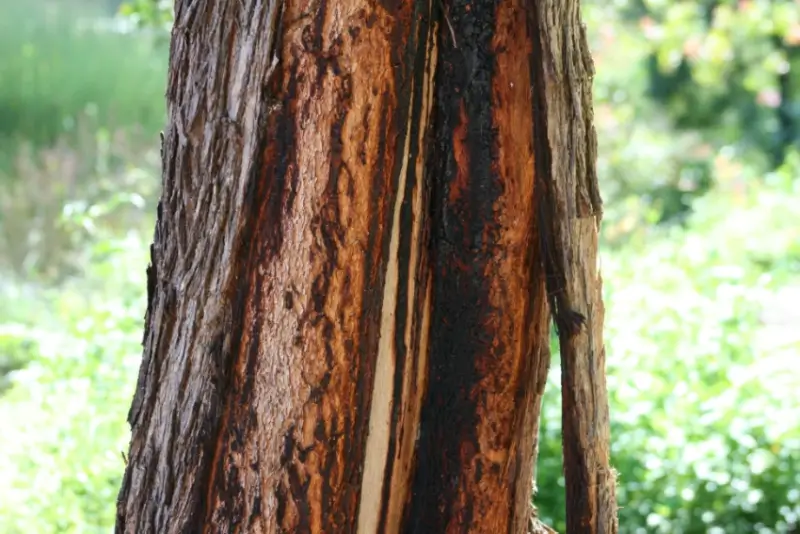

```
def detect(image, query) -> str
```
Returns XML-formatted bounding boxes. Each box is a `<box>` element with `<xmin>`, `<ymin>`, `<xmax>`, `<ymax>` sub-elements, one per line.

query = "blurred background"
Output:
<box><xmin>0</xmin><ymin>0</ymin><xmax>797</xmax><ymax>532</ymax></box>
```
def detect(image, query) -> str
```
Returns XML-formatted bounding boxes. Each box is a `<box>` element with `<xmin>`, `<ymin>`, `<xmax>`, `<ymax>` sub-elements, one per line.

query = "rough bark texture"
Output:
<box><xmin>528</xmin><ymin>3</ymin><xmax>618</xmax><ymax>534</ymax></box>
<box><xmin>115</xmin><ymin>0</ymin><xmax>614</xmax><ymax>532</ymax></box>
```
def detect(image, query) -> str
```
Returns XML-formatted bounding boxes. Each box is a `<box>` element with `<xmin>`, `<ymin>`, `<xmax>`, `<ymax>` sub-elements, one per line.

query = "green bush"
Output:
<box><xmin>535</xmin><ymin>152</ymin><xmax>800</xmax><ymax>533</ymax></box>
<box><xmin>0</xmin><ymin>230</ymin><xmax>147</xmax><ymax>533</ymax></box>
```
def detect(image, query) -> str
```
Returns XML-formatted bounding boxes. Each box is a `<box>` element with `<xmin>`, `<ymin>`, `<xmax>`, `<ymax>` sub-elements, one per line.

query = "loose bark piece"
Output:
<box><xmin>528</xmin><ymin>2</ymin><xmax>618</xmax><ymax>534</ymax></box>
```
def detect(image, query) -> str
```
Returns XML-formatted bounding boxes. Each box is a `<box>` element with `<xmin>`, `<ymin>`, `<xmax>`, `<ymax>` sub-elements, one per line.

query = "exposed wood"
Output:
<box><xmin>115</xmin><ymin>0</ymin><xmax>614</xmax><ymax>532</ymax></box>
<box><xmin>402</xmin><ymin>0</ymin><xmax>550</xmax><ymax>530</ymax></box>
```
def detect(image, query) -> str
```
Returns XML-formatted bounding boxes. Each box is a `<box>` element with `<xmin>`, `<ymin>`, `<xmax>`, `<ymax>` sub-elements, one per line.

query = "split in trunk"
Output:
<box><xmin>115</xmin><ymin>0</ymin><xmax>616</xmax><ymax>532</ymax></box>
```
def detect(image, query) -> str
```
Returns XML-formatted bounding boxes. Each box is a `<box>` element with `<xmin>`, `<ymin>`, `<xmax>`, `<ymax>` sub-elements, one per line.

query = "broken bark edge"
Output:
<box><xmin>597</xmin><ymin>466</ymin><xmax>620</xmax><ymax>534</ymax></box>
<box><xmin>528</xmin><ymin>503</ymin><xmax>557</xmax><ymax>534</ymax></box>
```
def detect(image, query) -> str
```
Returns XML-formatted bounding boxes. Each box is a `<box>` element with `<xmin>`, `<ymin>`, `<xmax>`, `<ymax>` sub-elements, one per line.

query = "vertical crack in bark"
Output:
<box><xmin>380</xmin><ymin>11</ymin><xmax>439</xmax><ymax>532</ymax></box>
<box><xmin>357</xmin><ymin>66</ymin><xmax>414</xmax><ymax>534</ymax></box>
<box><xmin>528</xmin><ymin>2</ymin><xmax>618</xmax><ymax>533</ymax></box>
<box><xmin>356</xmin><ymin>1</ymin><xmax>439</xmax><ymax>531</ymax></box>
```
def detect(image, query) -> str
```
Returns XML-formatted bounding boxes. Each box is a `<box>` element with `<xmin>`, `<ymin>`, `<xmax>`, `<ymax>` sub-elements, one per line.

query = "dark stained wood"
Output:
<box><xmin>403</xmin><ymin>0</ymin><xmax>549</xmax><ymax>532</ymax></box>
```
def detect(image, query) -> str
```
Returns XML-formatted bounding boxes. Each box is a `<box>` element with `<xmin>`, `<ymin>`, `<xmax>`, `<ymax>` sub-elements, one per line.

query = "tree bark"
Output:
<box><xmin>527</xmin><ymin>4</ymin><xmax>618</xmax><ymax>534</ymax></box>
<box><xmin>115</xmin><ymin>0</ymin><xmax>615</xmax><ymax>533</ymax></box>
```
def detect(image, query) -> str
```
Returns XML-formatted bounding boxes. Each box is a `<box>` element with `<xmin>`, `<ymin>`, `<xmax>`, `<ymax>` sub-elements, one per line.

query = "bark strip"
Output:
<box><xmin>528</xmin><ymin>2</ymin><xmax>618</xmax><ymax>534</ymax></box>
<box><xmin>403</xmin><ymin>0</ymin><xmax>551</xmax><ymax>532</ymax></box>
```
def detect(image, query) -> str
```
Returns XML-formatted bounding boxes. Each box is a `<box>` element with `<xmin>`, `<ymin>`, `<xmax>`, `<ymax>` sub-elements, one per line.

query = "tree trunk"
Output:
<box><xmin>115</xmin><ymin>0</ymin><xmax>616</xmax><ymax>532</ymax></box>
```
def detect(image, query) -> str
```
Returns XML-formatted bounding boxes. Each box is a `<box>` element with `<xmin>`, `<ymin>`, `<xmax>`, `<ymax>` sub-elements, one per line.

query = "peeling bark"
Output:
<box><xmin>115</xmin><ymin>0</ymin><xmax>615</xmax><ymax>533</ymax></box>
<box><xmin>528</xmin><ymin>3</ymin><xmax>618</xmax><ymax>534</ymax></box>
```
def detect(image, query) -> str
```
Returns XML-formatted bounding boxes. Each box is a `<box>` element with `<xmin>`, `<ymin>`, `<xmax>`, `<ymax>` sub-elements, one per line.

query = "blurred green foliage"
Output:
<box><xmin>0</xmin><ymin>0</ymin><xmax>166</xmax><ymax>166</ymax></box>
<box><xmin>118</xmin><ymin>0</ymin><xmax>173</xmax><ymax>32</ymax></box>
<box><xmin>0</xmin><ymin>0</ymin><xmax>798</xmax><ymax>533</ymax></box>
<box><xmin>0</xmin><ymin>233</ymin><xmax>146</xmax><ymax>532</ymax></box>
